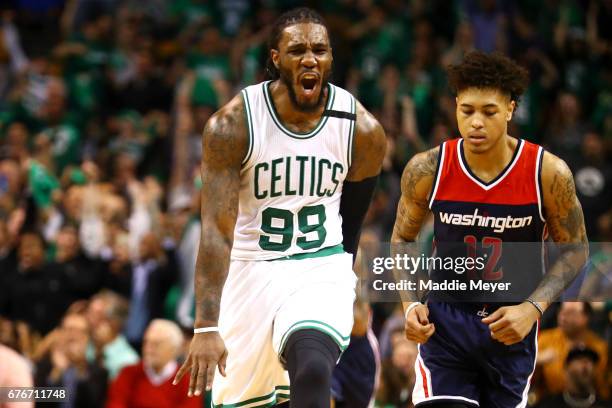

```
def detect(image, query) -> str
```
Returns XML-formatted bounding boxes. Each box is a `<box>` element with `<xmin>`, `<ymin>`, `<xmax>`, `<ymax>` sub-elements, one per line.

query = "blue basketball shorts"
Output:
<box><xmin>413</xmin><ymin>302</ymin><xmax>538</xmax><ymax>408</ymax></box>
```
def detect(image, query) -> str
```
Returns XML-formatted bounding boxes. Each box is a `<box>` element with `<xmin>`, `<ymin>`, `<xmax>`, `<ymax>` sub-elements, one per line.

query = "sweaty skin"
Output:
<box><xmin>392</xmin><ymin>87</ymin><xmax>588</xmax><ymax>346</ymax></box>
<box><xmin>173</xmin><ymin>22</ymin><xmax>385</xmax><ymax>397</ymax></box>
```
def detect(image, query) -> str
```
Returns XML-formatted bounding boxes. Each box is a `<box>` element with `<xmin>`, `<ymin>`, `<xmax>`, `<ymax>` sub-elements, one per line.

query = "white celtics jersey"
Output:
<box><xmin>230</xmin><ymin>81</ymin><xmax>356</xmax><ymax>261</ymax></box>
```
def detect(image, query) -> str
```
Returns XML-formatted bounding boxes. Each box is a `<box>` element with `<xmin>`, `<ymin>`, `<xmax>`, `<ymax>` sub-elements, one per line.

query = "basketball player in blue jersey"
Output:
<box><xmin>392</xmin><ymin>51</ymin><xmax>589</xmax><ymax>408</ymax></box>
<box><xmin>172</xmin><ymin>8</ymin><xmax>386</xmax><ymax>408</ymax></box>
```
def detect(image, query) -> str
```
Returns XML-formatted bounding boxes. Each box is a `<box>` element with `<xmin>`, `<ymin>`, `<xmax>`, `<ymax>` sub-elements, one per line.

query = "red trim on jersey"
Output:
<box><xmin>419</xmin><ymin>359</ymin><xmax>430</xmax><ymax>397</ymax></box>
<box><xmin>432</xmin><ymin>138</ymin><xmax>542</xmax><ymax>205</ymax></box>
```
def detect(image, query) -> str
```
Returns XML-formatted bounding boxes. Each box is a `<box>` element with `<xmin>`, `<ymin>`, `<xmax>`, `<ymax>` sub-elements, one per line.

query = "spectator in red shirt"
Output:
<box><xmin>106</xmin><ymin>319</ymin><xmax>201</xmax><ymax>408</ymax></box>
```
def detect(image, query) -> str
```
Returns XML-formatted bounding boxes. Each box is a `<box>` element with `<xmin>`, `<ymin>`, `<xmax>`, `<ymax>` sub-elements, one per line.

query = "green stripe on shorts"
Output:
<box><xmin>279</xmin><ymin>319</ymin><xmax>351</xmax><ymax>355</ymax></box>
<box><xmin>270</xmin><ymin>244</ymin><xmax>345</xmax><ymax>261</ymax></box>
<box><xmin>213</xmin><ymin>386</ymin><xmax>290</xmax><ymax>408</ymax></box>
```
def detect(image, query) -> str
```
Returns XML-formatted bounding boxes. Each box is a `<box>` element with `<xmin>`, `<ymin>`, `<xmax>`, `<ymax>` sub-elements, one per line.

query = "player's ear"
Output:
<box><xmin>271</xmin><ymin>49</ymin><xmax>280</xmax><ymax>70</ymax></box>
<box><xmin>507</xmin><ymin>100</ymin><xmax>516</xmax><ymax>121</ymax></box>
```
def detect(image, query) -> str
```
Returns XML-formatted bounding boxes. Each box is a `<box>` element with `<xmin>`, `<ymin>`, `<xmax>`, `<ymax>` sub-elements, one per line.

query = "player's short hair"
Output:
<box><xmin>265</xmin><ymin>7</ymin><xmax>328</xmax><ymax>80</ymax></box>
<box><xmin>447</xmin><ymin>51</ymin><xmax>529</xmax><ymax>107</ymax></box>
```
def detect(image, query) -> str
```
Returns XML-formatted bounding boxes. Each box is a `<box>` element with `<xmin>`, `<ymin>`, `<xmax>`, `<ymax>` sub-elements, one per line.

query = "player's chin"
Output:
<box><xmin>464</xmin><ymin>138</ymin><xmax>490</xmax><ymax>153</ymax></box>
<box><xmin>295</xmin><ymin>93</ymin><xmax>321</xmax><ymax>111</ymax></box>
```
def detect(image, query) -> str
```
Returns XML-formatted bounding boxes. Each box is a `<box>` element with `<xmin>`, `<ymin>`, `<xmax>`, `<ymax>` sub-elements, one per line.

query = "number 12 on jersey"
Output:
<box><xmin>259</xmin><ymin>205</ymin><xmax>327</xmax><ymax>251</ymax></box>
<box><xmin>464</xmin><ymin>235</ymin><xmax>503</xmax><ymax>280</ymax></box>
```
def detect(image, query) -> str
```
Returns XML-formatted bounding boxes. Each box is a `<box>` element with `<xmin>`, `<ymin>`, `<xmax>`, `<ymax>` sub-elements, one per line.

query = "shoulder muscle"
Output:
<box><xmin>391</xmin><ymin>146</ymin><xmax>439</xmax><ymax>242</ymax></box>
<box><xmin>202</xmin><ymin>94</ymin><xmax>249</xmax><ymax>171</ymax></box>
<box><xmin>541</xmin><ymin>151</ymin><xmax>587</xmax><ymax>243</ymax></box>
<box><xmin>346</xmin><ymin>101</ymin><xmax>386</xmax><ymax>181</ymax></box>
<box><xmin>400</xmin><ymin>146</ymin><xmax>439</xmax><ymax>204</ymax></box>
<box><xmin>200</xmin><ymin>94</ymin><xmax>248</xmax><ymax>237</ymax></box>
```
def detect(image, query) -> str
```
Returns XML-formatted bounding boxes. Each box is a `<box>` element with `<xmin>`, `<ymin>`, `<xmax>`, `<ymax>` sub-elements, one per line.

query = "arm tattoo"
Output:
<box><xmin>391</xmin><ymin>148</ymin><xmax>439</xmax><ymax>302</ymax></box>
<box><xmin>547</xmin><ymin>172</ymin><xmax>587</xmax><ymax>243</ymax></box>
<box><xmin>194</xmin><ymin>99</ymin><xmax>247</xmax><ymax>326</ymax></box>
<box><xmin>530</xmin><ymin>158</ymin><xmax>589</xmax><ymax>305</ymax></box>
<box><xmin>392</xmin><ymin>147</ymin><xmax>438</xmax><ymax>243</ymax></box>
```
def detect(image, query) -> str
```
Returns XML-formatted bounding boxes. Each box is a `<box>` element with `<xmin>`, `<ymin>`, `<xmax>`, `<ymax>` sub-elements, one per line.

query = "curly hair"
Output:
<box><xmin>265</xmin><ymin>7</ymin><xmax>327</xmax><ymax>80</ymax></box>
<box><xmin>447</xmin><ymin>51</ymin><xmax>529</xmax><ymax>106</ymax></box>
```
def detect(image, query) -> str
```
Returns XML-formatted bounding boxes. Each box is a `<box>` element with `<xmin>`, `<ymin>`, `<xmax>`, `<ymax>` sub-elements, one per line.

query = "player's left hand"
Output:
<box><xmin>481</xmin><ymin>302</ymin><xmax>540</xmax><ymax>345</ymax></box>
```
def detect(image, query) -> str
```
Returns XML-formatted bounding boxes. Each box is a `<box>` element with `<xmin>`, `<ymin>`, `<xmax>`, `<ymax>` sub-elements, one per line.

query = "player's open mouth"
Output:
<box><xmin>299</xmin><ymin>74</ymin><xmax>319</xmax><ymax>97</ymax></box>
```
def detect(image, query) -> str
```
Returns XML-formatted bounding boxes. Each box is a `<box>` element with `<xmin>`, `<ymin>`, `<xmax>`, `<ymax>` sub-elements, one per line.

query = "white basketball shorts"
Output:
<box><xmin>211</xmin><ymin>251</ymin><xmax>357</xmax><ymax>407</ymax></box>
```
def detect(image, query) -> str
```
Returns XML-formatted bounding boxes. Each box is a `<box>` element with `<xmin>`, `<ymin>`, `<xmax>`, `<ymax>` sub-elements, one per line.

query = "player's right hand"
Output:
<box><xmin>404</xmin><ymin>304</ymin><xmax>435</xmax><ymax>344</ymax></box>
<box><xmin>173</xmin><ymin>331</ymin><xmax>228</xmax><ymax>397</ymax></box>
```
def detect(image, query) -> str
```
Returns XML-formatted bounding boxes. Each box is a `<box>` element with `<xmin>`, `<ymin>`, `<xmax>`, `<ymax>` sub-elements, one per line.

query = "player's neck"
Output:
<box><xmin>462</xmin><ymin>134</ymin><xmax>517</xmax><ymax>182</ymax></box>
<box><xmin>269</xmin><ymin>80</ymin><xmax>327</xmax><ymax>127</ymax></box>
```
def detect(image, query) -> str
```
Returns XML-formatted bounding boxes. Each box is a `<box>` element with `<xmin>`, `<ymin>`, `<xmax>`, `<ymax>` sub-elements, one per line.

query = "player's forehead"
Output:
<box><xmin>457</xmin><ymin>87</ymin><xmax>510</xmax><ymax>108</ymax></box>
<box><xmin>278</xmin><ymin>22</ymin><xmax>329</xmax><ymax>49</ymax></box>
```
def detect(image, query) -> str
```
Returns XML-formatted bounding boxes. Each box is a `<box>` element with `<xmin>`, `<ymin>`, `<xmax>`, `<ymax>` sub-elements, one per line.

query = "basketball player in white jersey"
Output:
<box><xmin>172</xmin><ymin>8</ymin><xmax>386</xmax><ymax>408</ymax></box>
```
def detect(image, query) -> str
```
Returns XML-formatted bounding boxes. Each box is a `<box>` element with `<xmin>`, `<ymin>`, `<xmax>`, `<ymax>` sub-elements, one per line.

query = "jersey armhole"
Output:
<box><xmin>427</xmin><ymin>143</ymin><xmax>445</xmax><ymax>209</ymax></box>
<box><xmin>241</xmin><ymin>89</ymin><xmax>254</xmax><ymax>167</ymax></box>
<box><xmin>535</xmin><ymin>146</ymin><xmax>545</xmax><ymax>222</ymax></box>
<box><xmin>347</xmin><ymin>95</ymin><xmax>356</xmax><ymax>168</ymax></box>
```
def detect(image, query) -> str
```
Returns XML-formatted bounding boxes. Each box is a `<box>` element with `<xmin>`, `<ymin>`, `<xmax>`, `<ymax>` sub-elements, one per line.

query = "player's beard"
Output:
<box><xmin>279</xmin><ymin>65</ymin><xmax>331</xmax><ymax>113</ymax></box>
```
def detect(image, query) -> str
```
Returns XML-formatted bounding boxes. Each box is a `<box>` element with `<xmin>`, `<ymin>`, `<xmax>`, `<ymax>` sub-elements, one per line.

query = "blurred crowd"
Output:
<box><xmin>0</xmin><ymin>0</ymin><xmax>610</xmax><ymax>407</ymax></box>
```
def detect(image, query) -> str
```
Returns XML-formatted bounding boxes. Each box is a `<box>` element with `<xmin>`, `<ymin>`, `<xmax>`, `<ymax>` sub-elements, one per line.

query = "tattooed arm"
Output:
<box><xmin>173</xmin><ymin>94</ymin><xmax>248</xmax><ymax>396</ymax></box>
<box><xmin>391</xmin><ymin>148</ymin><xmax>439</xmax><ymax>244</ymax></box>
<box><xmin>193</xmin><ymin>96</ymin><xmax>247</xmax><ymax>334</ymax></box>
<box><xmin>483</xmin><ymin>152</ymin><xmax>589</xmax><ymax>346</ymax></box>
<box><xmin>391</xmin><ymin>147</ymin><xmax>439</xmax><ymax>343</ymax></box>
<box><xmin>391</xmin><ymin>147</ymin><xmax>439</xmax><ymax>296</ymax></box>
<box><xmin>531</xmin><ymin>151</ymin><xmax>589</xmax><ymax>309</ymax></box>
